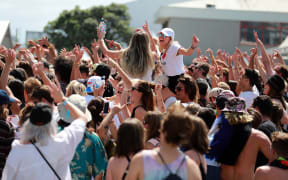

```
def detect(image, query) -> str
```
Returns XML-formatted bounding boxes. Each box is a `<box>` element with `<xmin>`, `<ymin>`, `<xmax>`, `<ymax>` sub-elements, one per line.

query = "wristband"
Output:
<box><xmin>190</xmin><ymin>45</ymin><xmax>197</xmax><ymax>50</ymax></box>
<box><xmin>63</xmin><ymin>99</ymin><xmax>68</xmax><ymax>106</ymax></box>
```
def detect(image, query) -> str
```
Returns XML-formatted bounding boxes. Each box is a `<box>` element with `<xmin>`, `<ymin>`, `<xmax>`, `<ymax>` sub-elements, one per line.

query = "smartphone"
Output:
<box><xmin>103</xmin><ymin>102</ymin><xmax>109</xmax><ymax>114</ymax></box>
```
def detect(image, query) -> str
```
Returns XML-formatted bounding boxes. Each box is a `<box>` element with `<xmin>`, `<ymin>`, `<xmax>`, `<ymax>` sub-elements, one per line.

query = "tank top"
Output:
<box><xmin>142</xmin><ymin>150</ymin><xmax>187</xmax><ymax>180</ymax></box>
<box><xmin>131</xmin><ymin>105</ymin><xmax>145</xmax><ymax>118</ymax></box>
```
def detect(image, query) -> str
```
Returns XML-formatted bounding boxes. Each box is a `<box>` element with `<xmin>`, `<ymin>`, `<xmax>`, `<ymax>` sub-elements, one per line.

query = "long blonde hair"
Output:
<box><xmin>121</xmin><ymin>30</ymin><xmax>154</xmax><ymax>78</ymax></box>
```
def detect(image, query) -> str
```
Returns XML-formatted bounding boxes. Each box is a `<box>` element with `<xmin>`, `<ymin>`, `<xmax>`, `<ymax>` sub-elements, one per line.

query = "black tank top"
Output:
<box><xmin>131</xmin><ymin>105</ymin><xmax>145</xmax><ymax>118</ymax></box>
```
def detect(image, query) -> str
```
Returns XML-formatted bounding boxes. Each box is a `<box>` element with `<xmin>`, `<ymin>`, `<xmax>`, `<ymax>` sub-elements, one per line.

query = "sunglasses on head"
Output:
<box><xmin>175</xmin><ymin>86</ymin><xmax>183</xmax><ymax>91</ymax></box>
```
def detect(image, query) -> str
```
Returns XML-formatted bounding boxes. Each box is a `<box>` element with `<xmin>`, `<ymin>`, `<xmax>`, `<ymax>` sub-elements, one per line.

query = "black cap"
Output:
<box><xmin>30</xmin><ymin>103</ymin><xmax>52</xmax><ymax>126</ymax></box>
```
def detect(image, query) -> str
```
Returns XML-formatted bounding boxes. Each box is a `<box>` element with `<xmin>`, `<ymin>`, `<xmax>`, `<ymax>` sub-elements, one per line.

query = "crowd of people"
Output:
<box><xmin>0</xmin><ymin>20</ymin><xmax>288</xmax><ymax>180</ymax></box>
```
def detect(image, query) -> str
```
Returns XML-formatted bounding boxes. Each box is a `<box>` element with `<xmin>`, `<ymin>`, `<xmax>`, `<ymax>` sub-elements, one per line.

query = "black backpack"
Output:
<box><xmin>157</xmin><ymin>151</ymin><xmax>186</xmax><ymax>180</ymax></box>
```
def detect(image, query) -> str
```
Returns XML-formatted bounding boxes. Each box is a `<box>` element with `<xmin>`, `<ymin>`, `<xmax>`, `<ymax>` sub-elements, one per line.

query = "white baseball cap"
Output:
<box><xmin>160</xmin><ymin>28</ymin><xmax>175</xmax><ymax>40</ymax></box>
<box><xmin>85</xmin><ymin>76</ymin><xmax>104</xmax><ymax>93</ymax></box>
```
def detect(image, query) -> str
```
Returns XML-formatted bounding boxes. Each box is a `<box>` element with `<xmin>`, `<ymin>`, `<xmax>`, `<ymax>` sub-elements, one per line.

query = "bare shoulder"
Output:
<box><xmin>186</xmin><ymin>156</ymin><xmax>202</xmax><ymax>180</ymax></box>
<box><xmin>126</xmin><ymin>151</ymin><xmax>145</xmax><ymax>180</ymax></box>
<box><xmin>135</xmin><ymin>107</ymin><xmax>147</xmax><ymax>121</ymax></box>
<box><xmin>251</xmin><ymin>128</ymin><xmax>270</xmax><ymax>141</ymax></box>
<box><xmin>185</xmin><ymin>150</ymin><xmax>200</xmax><ymax>165</ymax></box>
<box><xmin>135</xmin><ymin>106</ymin><xmax>146</xmax><ymax>115</ymax></box>
<box><xmin>145</xmin><ymin>142</ymin><xmax>155</xmax><ymax>150</ymax></box>
<box><xmin>255</xmin><ymin>166</ymin><xmax>271</xmax><ymax>180</ymax></box>
<box><xmin>255</xmin><ymin>165</ymin><xmax>288</xmax><ymax>180</ymax></box>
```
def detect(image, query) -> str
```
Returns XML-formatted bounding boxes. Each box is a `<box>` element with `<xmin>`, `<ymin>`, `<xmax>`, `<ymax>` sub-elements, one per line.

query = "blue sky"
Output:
<box><xmin>0</xmin><ymin>0</ymin><xmax>133</xmax><ymax>43</ymax></box>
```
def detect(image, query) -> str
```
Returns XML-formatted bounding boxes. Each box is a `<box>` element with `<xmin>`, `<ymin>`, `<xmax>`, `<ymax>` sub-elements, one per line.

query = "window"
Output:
<box><xmin>240</xmin><ymin>22</ymin><xmax>288</xmax><ymax>46</ymax></box>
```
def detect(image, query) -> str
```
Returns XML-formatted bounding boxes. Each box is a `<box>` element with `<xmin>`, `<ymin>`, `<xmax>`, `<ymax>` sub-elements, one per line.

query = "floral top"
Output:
<box><xmin>70</xmin><ymin>130</ymin><xmax>108</xmax><ymax>180</ymax></box>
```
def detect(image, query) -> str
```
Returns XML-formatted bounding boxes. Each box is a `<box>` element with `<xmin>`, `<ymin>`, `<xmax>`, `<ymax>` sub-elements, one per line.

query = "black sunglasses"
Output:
<box><xmin>188</xmin><ymin>67</ymin><xmax>193</xmax><ymax>72</ymax></box>
<box><xmin>175</xmin><ymin>86</ymin><xmax>183</xmax><ymax>91</ymax></box>
<box><xmin>131</xmin><ymin>86</ymin><xmax>139</xmax><ymax>91</ymax></box>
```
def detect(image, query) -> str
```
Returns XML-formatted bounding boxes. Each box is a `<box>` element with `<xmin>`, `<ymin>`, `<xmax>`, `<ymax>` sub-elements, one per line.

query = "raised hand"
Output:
<box><xmin>91</xmin><ymin>39</ymin><xmax>100</xmax><ymax>52</ymax></box>
<box><xmin>217</xmin><ymin>49</ymin><xmax>222</xmax><ymax>57</ymax></box>
<box><xmin>111</xmin><ymin>104</ymin><xmax>125</xmax><ymax>114</ymax></box>
<box><xmin>272</xmin><ymin>49</ymin><xmax>281</xmax><ymax>59</ymax></box>
<box><xmin>82</xmin><ymin>46</ymin><xmax>91</xmax><ymax>55</ymax></box>
<box><xmin>0</xmin><ymin>46</ymin><xmax>8</xmax><ymax>56</ymax></box>
<box><xmin>29</xmin><ymin>40</ymin><xmax>38</xmax><ymax>47</ymax></box>
<box><xmin>60</xmin><ymin>48</ymin><xmax>68</xmax><ymax>57</ymax></box>
<box><xmin>192</xmin><ymin>34</ymin><xmax>200</xmax><ymax>48</ymax></box>
<box><xmin>227</xmin><ymin>55</ymin><xmax>233</xmax><ymax>67</ymax></box>
<box><xmin>5</xmin><ymin>49</ymin><xmax>16</xmax><ymax>64</ymax></box>
<box><xmin>13</xmin><ymin>43</ymin><xmax>21</xmax><ymax>51</ymax></box>
<box><xmin>196</xmin><ymin>47</ymin><xmax>202</xmax><ymax>57</ymax></box>
<box><xmin>209</xmin><ymin>65</ymin><xmax>217</xmax><ymax>77</ymax></box>
<box><xmin>23</xmin><ymin>49</ymin><xmax>35</xmax><ymax>62</ymax></box>
<box><xmin>29</xmin><ymin>40</ymin><xmax>42</xmax><ymax>60</ymax></box>
<box><xmin>38</xmin><ymin>36</ymin><xmax>49</xmax><ymax>47</ymax></box>
<box><xmin>32</xmin><ymin>62</ymin><xmax>45</xmax><ymax>76</ymax></box>
<box><xmin>46</xmin><ymin>79</ymin><xmax>65</xmax><ymax>103</ymax></box>
<box><xmin>206</xmin><ymin>48</ymin><xmax>213</xmax><ymax>56</ymax></box>
<box><xmin>253</xmin><ymin>31</ymin><xmax>263</xmax><ymax>45</ymax></box>
<box><xmin>250</xmin><ymin>47</ymin><xmax>258</xmax><ymax>56</ymax></box>
<box><xmin>142</xmin><ymin>20</ymin><xmax>150</xmax><ymax>33</ymax></box>
<box><xmin>105</xmin><ymin>39</ymin><xmax>115</xmax><ymax>49</ymax></box>
<box><xmin>235</xmin><ymin>47</ymin><xmax>242</xmax><ymax>55</ymax></box>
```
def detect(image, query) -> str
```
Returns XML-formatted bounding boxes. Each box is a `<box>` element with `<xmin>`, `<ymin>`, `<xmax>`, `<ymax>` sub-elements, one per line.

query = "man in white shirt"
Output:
<box><xmin>2</xmin><ymin>89</ymin><xmax>88</xmax><ymax>180</ymax></box>
<box><xmin>238</xmin><ymin>69</ymin><xmax>260</xmax><ymax>108</ymax></box>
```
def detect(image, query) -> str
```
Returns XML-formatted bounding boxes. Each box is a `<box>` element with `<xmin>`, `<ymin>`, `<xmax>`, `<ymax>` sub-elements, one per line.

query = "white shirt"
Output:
<box><xmin>239</xmin><ymin>91</ymin><xmax>258</xmax><ymax>108</ymax></box>
<box><xmin>161</xmin><ymin>42</ymin><xmax>185</xmax><ymax>76</ymax></box>
<box><xmin>2</xmin><ymin>119</ymin><xmax>86</xmax><ymax>180</ymax></box>
<box><xmin>109</xmin><ymin>101</ymin><xmax>121</xmax><ymax>128</ymax></box>
<box><xmin>164</xmin><ymin>96</ymin><xmax>177</xmax><ymax>109</ymax></box>
<box><xmin>128</xmin><ymin>67</ymin><xmax>153</xmax><ymax>82</ymax></box>
<box><xmin>85</xmin><ymin>95</ymin><xmax>95</xmax><ymax>106</ymax></box>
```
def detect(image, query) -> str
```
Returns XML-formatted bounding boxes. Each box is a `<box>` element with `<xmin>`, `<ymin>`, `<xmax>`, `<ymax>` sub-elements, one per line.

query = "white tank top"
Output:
<box><xmin>161</xmin><ymin>42</ymin><xmax>185</xmax><ymax>76</ymax></box>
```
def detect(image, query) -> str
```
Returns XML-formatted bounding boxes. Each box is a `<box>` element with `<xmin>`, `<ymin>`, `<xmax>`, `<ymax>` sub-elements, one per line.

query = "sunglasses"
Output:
<box><xmin>188</xmin><ymin>67</ymin><xmax>193</xmax><ymax>72</ymax></box>
<box><xmin>131</xmin><ymin>86</ymin><xmax>139</xmax><ymax>91</ymax></box>
<box><xmin>175</xmin><ymin>86</ymin><xmax>184</xmax><ymax>91</ymax></box>
<box><xmin>157</xmin><ymin>33</ymin><xmax>167</xmax><ymax>38</ymax></box>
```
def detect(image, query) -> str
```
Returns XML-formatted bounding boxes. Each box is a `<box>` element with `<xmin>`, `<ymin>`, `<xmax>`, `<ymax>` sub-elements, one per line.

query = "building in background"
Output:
<box><xmin>0</xmin><ymin>21</ymin><xmax>13</xmax><ymax>48</ymax></box>
<box><xmin>155</xmin><ymin>0</ymin><xmax>288</xmax><ymax>64</ymax></box>
<box><xmin>26</xmin><ymin>31</ymin><xmax>46</xmax><ymax>43</ymax></box>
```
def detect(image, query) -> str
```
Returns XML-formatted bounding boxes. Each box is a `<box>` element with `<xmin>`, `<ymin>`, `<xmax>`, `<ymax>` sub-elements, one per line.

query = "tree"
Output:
<box><xmin>44</xmin><ymin>3</ymin><xmax>133</xmax><ymax>50</ymax></box>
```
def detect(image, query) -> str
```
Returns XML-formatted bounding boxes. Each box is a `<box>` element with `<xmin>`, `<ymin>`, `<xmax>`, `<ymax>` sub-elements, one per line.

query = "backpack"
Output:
<box><xmin>157</xmin><ymin>151</ymin><xmax>186</xmax><ymax>180</ymax></box>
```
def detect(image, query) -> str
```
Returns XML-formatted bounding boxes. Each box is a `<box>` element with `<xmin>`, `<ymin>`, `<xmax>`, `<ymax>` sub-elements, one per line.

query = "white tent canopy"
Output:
<box><xmin>0</xmin><ymin>21</ymin><xmax>13</xmax><ymax>48</ymax></box>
